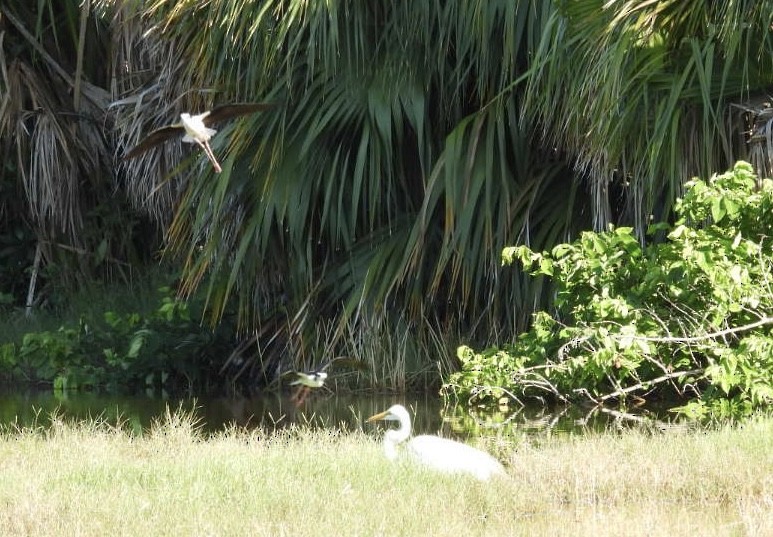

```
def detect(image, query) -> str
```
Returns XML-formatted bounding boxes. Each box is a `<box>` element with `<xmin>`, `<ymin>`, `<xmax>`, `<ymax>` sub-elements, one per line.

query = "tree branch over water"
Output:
<box><xmin>618</xmin><ymin>316</ymin><xmax>773</xmax><ymax>344</ymax></box>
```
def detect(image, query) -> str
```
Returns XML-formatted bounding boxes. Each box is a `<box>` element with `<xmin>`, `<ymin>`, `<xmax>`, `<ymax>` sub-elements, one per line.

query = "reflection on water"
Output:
<box><xmin>0</xmin><ymin>388</ymin><xmax>682</xmax><ymax>437</ymax></box>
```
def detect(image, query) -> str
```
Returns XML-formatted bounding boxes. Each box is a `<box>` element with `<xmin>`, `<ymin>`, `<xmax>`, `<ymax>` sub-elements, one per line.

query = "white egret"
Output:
<box><xmin>123</xmin><ymin>103</ymin><xmax>274</xmax><ymax>173</ymax></box>
<box><xmin>367</xmin><ymin>404</ymin><xmax>506</xmax><ymax>481</ymax></box>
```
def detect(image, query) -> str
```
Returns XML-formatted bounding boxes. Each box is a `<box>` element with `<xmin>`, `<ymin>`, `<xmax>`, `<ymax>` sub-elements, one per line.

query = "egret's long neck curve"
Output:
<box><xmin>382</xmin><ymin>409</ymin><xmax>412</xmax><ymax>460</ymax></box>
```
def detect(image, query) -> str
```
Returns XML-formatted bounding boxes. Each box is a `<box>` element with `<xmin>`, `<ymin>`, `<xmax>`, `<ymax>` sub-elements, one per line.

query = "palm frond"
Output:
<box><xmin>1</xmin><ymin>0</ymin><xmax>152</xmax><ymax>289</ymax></box>
<box><xmin>112</xmin><ymin>1</ymin><xmax>589</xmax><ymax>374</ymax></box>
<box><xmin>523</xmin><ymin>0</ymin><xmax>773</xmax><ymax>232</ymax></box>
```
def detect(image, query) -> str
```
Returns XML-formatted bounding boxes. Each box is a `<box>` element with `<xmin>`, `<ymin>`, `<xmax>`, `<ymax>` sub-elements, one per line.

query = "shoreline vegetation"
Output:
<box><xmin>0</xmin><ymin>409</ymin><xmax>770</xmax><ymax>536</ymax></box>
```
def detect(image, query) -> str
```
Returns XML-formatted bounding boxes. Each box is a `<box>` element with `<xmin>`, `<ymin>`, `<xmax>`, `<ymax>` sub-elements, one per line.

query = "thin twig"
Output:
<box><xmin>597</xmin><ymin>369</ymin><xmax>704</xmax><ymax>403</ymax></box>
<box><xmin>595</xmin><ymin>406</ymin><xmax>679</xmax><ymax>431</ymax></box>
<box><xmin>470</xmin><ymin>385</ymin><xmax>526</xmax><ymax>408</ymax></box>
<box><xmin>25</xmin><ymin>242</ymin><xmax>42</xmax><ymax>317</ymax></box>
<box><xmin>620</xmin><ymin>316</ymin><xmax>773</xmax><ymax>343</ymax></box>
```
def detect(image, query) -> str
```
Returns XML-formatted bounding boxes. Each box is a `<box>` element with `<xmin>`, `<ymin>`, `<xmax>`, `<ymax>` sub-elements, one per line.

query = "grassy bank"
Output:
<box><xmin>0</xmin><ymin>411</ymin><xmax>770</xmax><ymax>536</ymax></box>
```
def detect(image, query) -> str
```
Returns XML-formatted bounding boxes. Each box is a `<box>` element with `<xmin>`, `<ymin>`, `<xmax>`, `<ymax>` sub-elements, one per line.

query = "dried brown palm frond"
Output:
<box><xmin>109</xmin><ymin>17</ymin><xmax>197</xmax><ymax>223</ymax></box>
<box><xmin>5</xmin><ymin>59</ymin><xmax>112</xmax><ymax>232</ymax></box>
<box><xmin>1</xmin><ymin>0</ymin><xmax>153</xmax><ymax>290</ymax></box>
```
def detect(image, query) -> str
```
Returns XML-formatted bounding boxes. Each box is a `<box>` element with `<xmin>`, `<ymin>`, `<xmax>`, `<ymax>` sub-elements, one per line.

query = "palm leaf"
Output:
<box><xmin>523</xmin><ymin>0</ymin><xmax>773</xmax><ymax>232</ymax></box>
<box><xmin>112</xmin><ymin>1</ymin><xmax>594</xmax><ymax>377</ymax></box>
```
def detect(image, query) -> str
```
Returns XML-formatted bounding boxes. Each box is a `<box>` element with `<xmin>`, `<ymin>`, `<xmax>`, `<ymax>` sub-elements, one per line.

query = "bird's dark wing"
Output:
<box><xmin>202</xmin><ymin>102</ymin><xmax>277</xmax><ymax>126</ymax></box>
<box><xmin>319</xmin><ymin>356</ymin><xmax>368</xmax><ymax>372</ymax></box>
<box><xmin>123</xmin><ymin>125</ymin><xmax>184</xmax><ymax>160</ymax></box>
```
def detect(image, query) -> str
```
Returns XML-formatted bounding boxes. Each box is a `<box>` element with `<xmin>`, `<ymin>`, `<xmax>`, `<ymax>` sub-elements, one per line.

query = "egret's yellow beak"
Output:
<box><xmin>366</xmin><ymin>410</ymin><xmax>390</xmax><ymax>423</ymax></box>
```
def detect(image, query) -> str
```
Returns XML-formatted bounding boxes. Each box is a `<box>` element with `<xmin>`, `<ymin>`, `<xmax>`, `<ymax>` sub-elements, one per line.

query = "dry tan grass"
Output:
<box><xmin>0</xmin><ymin>412</ymin><xmax>770</xmax><ymax>536</ymax></box>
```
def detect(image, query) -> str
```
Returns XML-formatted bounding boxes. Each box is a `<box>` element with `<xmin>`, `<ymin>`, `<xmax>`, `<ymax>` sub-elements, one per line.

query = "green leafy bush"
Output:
<box><xmin>443</xmin><ymin>162</ymin><xmax>773</xmax><ymax>418</ymax></box>
<box><xmin>0</xmin><ymin>287</ymin><xmax>232</xmax><ymax>394</ymax></box>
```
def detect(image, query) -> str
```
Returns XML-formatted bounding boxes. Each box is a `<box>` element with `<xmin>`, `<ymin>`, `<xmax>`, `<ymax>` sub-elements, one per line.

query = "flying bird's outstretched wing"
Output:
<box><xmin>282</xmin><ymin>356</ymin><xmax>366</xmax><ymax>383</ymax></box>
<box><xmin>123</xmin><ymin>125</ymin><xmax>184</xmax><ymax>160</ymax></box>
<box><xmin>202</xmin><ymin>102</ymin><xmax>277</xmax><ymax>125</ymax></box>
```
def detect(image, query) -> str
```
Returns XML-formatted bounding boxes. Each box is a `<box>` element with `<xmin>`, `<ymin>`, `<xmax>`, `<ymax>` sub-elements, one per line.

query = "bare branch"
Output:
<box><xmin>597</xmin><ymin>369</ymin><xmax>705</xmax><ymax>403</ymax></box>
<box><xmin>620</xmin><ymin>316</ymin><xmax>773</xmax><ymax>344</ymax></box>
<box><xmin>469</xmin><ymin>385</ymin><xmax>526</xmax><ymax>408</ymax></box>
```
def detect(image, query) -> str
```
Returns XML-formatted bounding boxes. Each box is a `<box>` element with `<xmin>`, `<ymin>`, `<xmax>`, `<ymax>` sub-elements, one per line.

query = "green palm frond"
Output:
<box><xmin>2</xmin><ymin>0</ymin><xmax>768</xmax><ymax>385</ymax></box>
<box><xmin>523</xmin><ymin>0</ymin><xmax>773</xmax><ymax>232</ymax></box>
<box><xmin>110</xmin><ymin>1</ymin><xmax>587</xmax><ymax>375</ymax></box>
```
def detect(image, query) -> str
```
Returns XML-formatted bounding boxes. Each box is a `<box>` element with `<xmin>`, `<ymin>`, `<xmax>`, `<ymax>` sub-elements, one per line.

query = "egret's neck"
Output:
<box><xmin>382</xmin><ymin>414</ymin><xmax>411</xmax><ymax>460</ymax></box>
<box><xmin>382</xmin><ymin>431</ymin><xmax>399</xmax><ymax>460</ymax></box>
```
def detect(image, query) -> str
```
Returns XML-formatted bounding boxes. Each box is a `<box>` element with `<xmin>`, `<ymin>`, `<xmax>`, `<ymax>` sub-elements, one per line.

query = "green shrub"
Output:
<box><xmin>0</xmin><ymin>287</ymin><xmax>232</xmax><ymax>394</ymax></box>
<box><xmin>443</xmin><ymin>162</ymin><xmax>773</xmax><ymax>419</ymax></box>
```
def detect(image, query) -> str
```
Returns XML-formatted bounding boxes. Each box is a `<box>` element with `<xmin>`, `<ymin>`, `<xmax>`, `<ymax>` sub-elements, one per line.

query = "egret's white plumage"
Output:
<box><xmin>367</xmin><ymin>404</ymin><xmax>506</xmax><ymax>481</ymax></box>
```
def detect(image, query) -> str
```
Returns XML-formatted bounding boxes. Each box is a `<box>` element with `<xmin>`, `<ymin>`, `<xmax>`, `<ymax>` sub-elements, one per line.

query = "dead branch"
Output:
<box><xmin>620</xmin><ymin>316</ymin><xmax>773</xmax><ymax>344</ymax></box>
<box><xmin>596</xmin><ymin>368</ymin><xmax>705</xmax><ymax>403</ymax></box>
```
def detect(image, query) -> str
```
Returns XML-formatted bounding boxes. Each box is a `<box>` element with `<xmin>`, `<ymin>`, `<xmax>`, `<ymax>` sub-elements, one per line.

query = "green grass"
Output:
<box><xmin>0</xmin><ymin>410</ymin><xmax>770</xmax><ymax>536</ymax></box>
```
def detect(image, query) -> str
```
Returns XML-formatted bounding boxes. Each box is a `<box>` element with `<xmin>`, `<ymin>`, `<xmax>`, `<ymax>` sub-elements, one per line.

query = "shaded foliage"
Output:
<box><xmin>4</xmin><ymin>1</ymin><xmax>773</xmax><ymax>392</ymax></box>
<box><xmin>113</xmin><ymin>1</ymin><xmax>583</xmax><ymax>379</ymax></box>
<box><xmin>0</xmin><ymin>285</ymin><xmax>236</xmax><ymax>394</ymax></box>
<box><xmin>523</xmin><ymin>0</ymin><xmax>773</xmax><ymax>232</ymax></box>
<box><xmin>0</xmin><ymin>1</ymin><xmax>161</xmax><ymax>306</ymax></box>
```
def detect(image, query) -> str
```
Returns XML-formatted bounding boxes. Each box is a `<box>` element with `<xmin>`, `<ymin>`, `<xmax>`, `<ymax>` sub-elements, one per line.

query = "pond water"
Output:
<box><xmin>0</xmin><ymin>388</ymin><xmax>678</xmax><ymax>437</ymax></box>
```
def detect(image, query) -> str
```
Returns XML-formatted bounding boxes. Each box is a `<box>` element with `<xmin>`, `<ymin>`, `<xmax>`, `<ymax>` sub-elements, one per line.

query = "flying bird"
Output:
<box><xmin>123</xmin><ymin>103</ymin><xmax>274</xmax><ymax>173</ymax></box>
<box><xmin>288</xmin><ymin>356</ymin><xmax>366</xmax><ymax>405</ymax></box>
<box><xmin>290</xmin><ymin>370</ymin><xmax>329</xmax><ymax>389</ymax></box>
<box><xmin>367</xmin><ymin>404</ymin><xmax>507</xmax><ymax>481</ymax></box>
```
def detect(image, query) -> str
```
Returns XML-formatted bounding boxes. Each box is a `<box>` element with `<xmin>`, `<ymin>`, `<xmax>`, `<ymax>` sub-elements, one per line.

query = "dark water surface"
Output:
<box><xmin>0</xmin><ymin>388</ymin><xmax>675</xmax><ymax>437</ymax></box>
<box><xmin>0</xmin><ymin>390</ymin><xmax>448</xmax><ymax>434</ymax></box>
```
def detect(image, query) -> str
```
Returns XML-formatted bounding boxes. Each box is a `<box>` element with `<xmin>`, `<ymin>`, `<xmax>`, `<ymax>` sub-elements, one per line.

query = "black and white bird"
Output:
<box><xmin>288</xmin><ymin>356</ymin><xmax>365</xmax><ymax>404</ymax></box>
<box><xmin>290</xmin><ymin>370</ymin><xmax>329</xmax><ymax>389</ymax></box>
<box><xmin>123</xmin><ymin>103</ymin><xmax>274</xmax><ymax>173</ymax></box>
